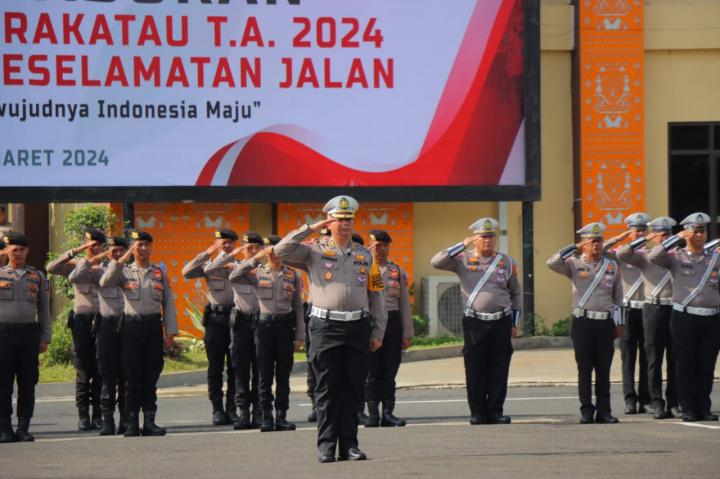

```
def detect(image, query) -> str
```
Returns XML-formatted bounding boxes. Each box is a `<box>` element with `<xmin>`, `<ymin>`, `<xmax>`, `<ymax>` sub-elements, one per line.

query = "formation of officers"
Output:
<box><xmin>1</xmin><ymin>197</ymin><xmax>718</xmax><ymax>461</ymax></box>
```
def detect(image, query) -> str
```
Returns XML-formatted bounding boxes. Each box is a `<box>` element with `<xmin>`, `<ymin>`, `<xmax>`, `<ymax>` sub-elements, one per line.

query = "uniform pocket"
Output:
<box><xmin>76</xmin><ymin>282</ymin><xmax>91</xmax><ymax>294</ymax></box>
<box><xmin>99</xmin><ymin>287</ymin><xmax>118</xmax><ymax>299</ymax></box>
<box><xmin>258</xmin><ymin>287</ymin><xmax>273</xmax><ymax>299</ymax></box>
<box><xmin>123</xmin><ymin>283</ymin><xmax>140</xmax><ymax>300</ymax></box>
<box><xmin>207</xmin><ymin>278</ymin><xmax>225</xmax><ymax>290</ymax></box>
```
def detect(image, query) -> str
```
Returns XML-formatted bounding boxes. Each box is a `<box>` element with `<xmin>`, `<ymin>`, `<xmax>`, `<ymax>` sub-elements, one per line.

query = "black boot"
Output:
<box><xmin>365</xmin><ymin>401</ymin><xmax>380</xmax><ymax>428</ymax></box>
<box><xmin>381</xmin><ymin>399</ymin><xmax>407</xmax><ymax>427</ymax></box>
<box><xmin>275</xmin><ymin>410</ymin><xmax>296</xmax><ymax>431</ymax></box>
<box><xmin>123</xmin><ymin>411</ymin><xmax>140</xmax><ymax>437</ymax></box>
<box><xmin>142</xmin><ymin>411</ymin><xmax>167</xmax><ymax>436</ymax></box>
<box><xmin>92</xmin><ymin>407</ymin><xmax>104</xmax><ymax>430</ymax></box>
<box><xmin>212</xmin><ymin>399</ymin><xmax>229</xmax><ymax>426</ymax></box>
<box><xmin>624</xmin><ymin>400</ymin><xmax>637</xmax><ymax>415</ymax></box>
<box><xmin>226</xmin><ymin>400</ymin><xmax>239</xmax><ymax>424</ymax></box>
<box><xmin>357</xmin><ymin>411</ymin><xmax>369</xmax><ymax>426</ymax></box>
<box><xmin>307</xmin><ymin>397</ymin><xmax>317</xmax><ymax>422</ymax></box>
<box><xmin>233</xmin><ymin>409</ymin><xmax>252</xmax><ymax>430</ymax></box>
<box><xmin>251</xmin><ymin>404</ymin><xmax>261</xmax><ymax>429</ymax></box>
<box><xmin>260</xmin><ymin>409</ymin><xmax>275</xmax><ymax>432</ymax></box>
<box><xmin>16</xmin><ymin>417</ymin><xmax>34</xmax><ymax>442</ymax></box>
<box><xmin>652</xmin><ymin>404</ymin><xmax>667</xmax><ymax>420</ymax></box>
<box><xmin>117</xmin><ymin>413</ymin><xmax>127</xmax><ymax>435</ymax></box>
<box><xmin>78</xmin><ymin>407</ymin><xmax>93</xmax><ymax>431</ymax></box>
<box><xmin>0</xmin><ymin>417</ymin><xmax>18</xmax><ymax>443</ymax></box>
<box><xmin>99</xmin><ymin>412</ymin><xmax>116</xmax><ymax>436</ymax></box>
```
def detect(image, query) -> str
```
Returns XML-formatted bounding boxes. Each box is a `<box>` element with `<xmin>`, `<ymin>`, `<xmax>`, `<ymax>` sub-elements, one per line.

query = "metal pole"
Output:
<box><xmin>522</xmin><ymin>201</ymin><xmax>535</xmax><ymax>335</ymax></box>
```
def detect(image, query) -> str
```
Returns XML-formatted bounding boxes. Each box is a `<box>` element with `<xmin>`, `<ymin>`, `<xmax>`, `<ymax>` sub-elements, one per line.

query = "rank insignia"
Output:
<box><xmin>324</xmin><ymin>271</ymin><xmax>333</xmax><ymax>281</ymax></box>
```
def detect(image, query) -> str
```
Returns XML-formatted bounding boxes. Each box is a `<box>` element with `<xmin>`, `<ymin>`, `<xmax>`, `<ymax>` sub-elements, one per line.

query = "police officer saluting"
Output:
<box><xmin>99</xmin><ymin>230</ymin><xmax>178</xmax><ymax>436</ymax></box>
<box><xmin>364</xmin><ymin>229</ymin><xmax>414</xmax><ymax>428</ymax></box>
<box><xmin>204</xmin><ymin>232</ymin><xmax>263</xmax><ymax>430</ymax></box>
<box><xmin>0</xmin><ymin>232</ymin><xmax>51</xmax><ymax>443</ymax></box>
<box><xmin>605</xmin><ymin>213</ymin><xmax>652</xmax><ymax>415</ymax></box>
<box><xmin>648</xmin><ymin>213</ymin><xmax>720</xmax><ymax>422</ymax></box>
<box><xmin>69</xmin><ymin>236</ymin><xmax>130</xmax><ymax>435</ymax></box>
<box><xmin>617</xmin><ymin>216</ymin><xmax>681</xmax><ymax>419</ymax></box>
<box><xmin>274</xmin><ymin>196</ymin><xmax>386</xmax><ymax>463</ymax></box>
<box><xmin>229</xmin><ymin>235</ymin><xmax>305</xmax><ymax>432</ymax></box>
<box><xmin>182</xmin><ymin>229</ymin><xmax>239</xmax><ymax>426</ymax></box>
<box><xmin>47</xmin><ymin>228</ymin><xmax>106</xmax><ymax>431</ymax></box>
<box><xmin>548</xmin><ymin>222</ymin><xmax>623</xmax><ymax>424</ymax></box>
<box><xmin>431</xmin><ymin>218</ymin><xmax>521</xmax><ymax>425</ymax></box>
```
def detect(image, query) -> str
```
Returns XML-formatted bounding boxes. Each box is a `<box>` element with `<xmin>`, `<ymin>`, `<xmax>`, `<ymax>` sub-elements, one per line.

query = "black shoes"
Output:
<box><xmin>318</xmin><ymin>452</ymin><xmax>336</xmax><ymax>463</ymax></box>
<box><xmin>357</xmin><ymin>411</ymin><xmax>369</xmax><ymax>427</ymax></box>
<box><xmin>638</xmin><ymin>404</ymin><xmax>654</xmax><ymax>415</ymax></box>
<box><xmin>259</xmin><ymin>410</ymin><xmax>275</xmax><ymax>432</ymax></box>
<box><xmin>338</xmin><ymin>448</ymin><xmax>367</xmax><ymax>461</ymax></box>
<box><xmin>141</xmin><ymin>411</ymin><xmax>166</xmax><ymax>436</ymax></box>
<box><xmin>652</xmin><ymin>405</ymin><xmax>667</xmax><ymax>420</ymax></box>
<box><xmin>595</xmin><ymin>413</ymin><xmax>619</xmax><ymax>424</ymax></box>
<box><xmin>307</xmin><ymin>408</ymin><xmax>317</xmax><ymax>423</ymax></box>
<box><xmin>15</xmin><ymin>418</ymin><xmax>34</xmax><ymax>442</ymax></box>
<box><xmin>486</xmin><ymin>414</ymin><xmax>512</xmax><ymax>425</ymax></box>
<box><xmin>233</xmin><ymin>410</ymin><xmax>252</xmax><ymax>430</ymax></box>
<box><xmin>91</xmin><ymin>408</ymin><xmax>104</xmax><ymax>430</ymax></box>
<box><xmin>580</xmin><ymin>414</ymin><xmax>594</xmax><ymax>424</ymax></box>
<box><xmin>365</xmin><ymin>401</ymin><xmax>380</xmax><ymax>428</ymax></box>
<box><xmin>124</xmin><ymin>412</ymin><xmax>140</xmax><ymax>437</ymax></box>
<box><xmin>624</xmin><ymin>401</ymin><xmax>637</xmax><ymax>415</ymax></box>
<box><xmin>226</xmin><ymin>405</ymin><xmax>239</xmax><ymax>424</ymax></box>
<box><xmin>669</xmin><ymin>407</ymin><xmax>683</xmax><ymax>419</ymax></box>
<box><xmin>78</xmin><ymin>408</ymin><xmax>93</xmax><ymax>431</ymax></box>
<box><xmin>683</xmin><ymin>411</ymin><xmax>701</xmax><ymax>422</ymax></box>
<box><xmin>99</xmin><ymin>413</ymin><xmax>116</xmax><ymax>436</ymax></box>
<box><xmin>381</xmin><ymin>400</ymin><xmax>407</xmax><ymax>427</ymax></box>
<box><xmin>212</xmin><ymin>410</ymin><xmax>230</xmax><ymax>426</ymax></box>
<box><xmin>275</xmin><ymin>410</ymin><xmax>296</xmax><ymax>431</ymax></box>
<box><xmin>0</xmin><ymin>417</ymin><xmax>18</xmax><ymax>443</ymax></box>
<box><xmin>469</xmin><ymin>414</ymin><xmax>485</xmax><ymax>425</ymax></box>
<box><xmin>700</xmin><ymin>412</ymin><xmax>719</xmax><ymax>421</ymax></box>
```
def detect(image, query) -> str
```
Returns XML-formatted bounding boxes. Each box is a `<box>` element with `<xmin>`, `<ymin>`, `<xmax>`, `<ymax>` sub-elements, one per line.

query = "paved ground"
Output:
<box><xmin>3</xmin><ymin>385</ymin><xmax>720</xmax><ymax>478</ymax></box>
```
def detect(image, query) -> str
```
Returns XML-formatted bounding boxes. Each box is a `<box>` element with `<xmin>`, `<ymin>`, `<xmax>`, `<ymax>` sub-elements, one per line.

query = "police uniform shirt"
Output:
<box><xmin>0</xmin><ymin>264</ymin><xmax>51</xmax><ymax>343</ymax></box>
<box><xmin>273</xmin><ymin>224</ymin><xmax>387</xmax><ymax>341</ymax></box>
<box><xmin>47</xmin><ymin>250</ymin><xmax>100</xmax><ymax>314</ymax></box>
<box><xmin>431</xmin><ymin>248</ymin><xmax>521</xmax><ymax>313</ymax></box>
<box><xmin>69</xmin><ymin>259</ymin><xmax>124</xmax><ymax>317</ymax></box>
<box><xmin>547</xmin><ymin>252</ymin><xmax>623</xmax><ymax>312</ymax></box>
<box><xmin>182</xmin><ymin>251</ymin><xmax>234</xmax><ymax>306</ymax></box>
<box><xmin>99</xmin><ymin>260</ymin><xmax>179</xmax><ymax>334</ymax></box>
<box><xmin>203</xmin><ymin>254</ymin><xmax>259</xmax><ymax>315</ymax></box>
<box><xmin>617</xmin><ymin>245</ymin><xmax>673</xmax><ymax>301</ymax></box>
<box><xmin>230</xmin><ymin>259</ymin><xmax>305</xmax><ymax>340</ymax></box>
<box><xmin>379</xmin><ymin>261</ymin><xmax>414</xmax><ymax>338</ymax></box>
<box><xmin>606</xmin><ymin>249</ymin><xmax>645</xmax><ymax>303</ymax></box>
<box><xmin>647</xmin><ymin>245</ymin><xmax>720</xmax><ymax>308</ymax></box>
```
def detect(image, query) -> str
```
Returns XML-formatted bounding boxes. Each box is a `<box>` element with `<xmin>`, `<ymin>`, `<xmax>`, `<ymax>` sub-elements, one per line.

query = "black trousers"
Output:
<box><xmin>366</xmin><ymin>310</ymin><xmax>404</xmax><ymax>402</ymax></box>
<box><xmin>95</xmin><ymin>316</ymin><xmax>124</xmax><ymax>416</ymax></box>
<box><xmin>462</xmin><ymin>315</ymin><xmax>513</xmax><ymax>418</ymax></box>
<box><xmin>71</xmin><ymin>315</ymin><xmax>101</xmax><ymax>412</ymax></box>
<box><xmin>304</xmin><ymin>315</ymin><xmax>317</xmax><ymax>401</ymax></box>
<box><xmin>204</xmin><ymin>312</ymin><xmax>235</xmax><ymax>409</ymax></box>
<box><xmin>620</xmin><ymin>308</ymin><xmax>649</xmax><ymax>404</ymax></box>
<box><xmin>230</xmin><ymin>315</ymin><xmax>258</xmax><ymax>411</ymax></box>
<box><xmin>670</xmin><ymin>310</ymin><xmax>720</xmax><ymax>415</ymax></box>
<box><xmin>643</xmin><ymin>304</ymin><xmax>677</xmax><ymax>409</ymax></box>
<box><xmin>121</xmin><ymin>321</ymin><xmax>164</xmax><ymax>415</ymax></box>
<box><xmin>255</xmin><ymin>318</ymin><xmax>295</xmax><ymax>411</ymax></box>
<box><xmin>309</xmin><ymin>316</ymin><xmax>371</xmax><ymax>455</ymax></box>
<box><xmin>0</xmin><ymin>324</ymin><xmax>40</xmax><ymax>418</ymax></box>
<box><xmin>570</xmin><ymin>316</ymin><xmax>615</xmax><ymax>416</ymax></box>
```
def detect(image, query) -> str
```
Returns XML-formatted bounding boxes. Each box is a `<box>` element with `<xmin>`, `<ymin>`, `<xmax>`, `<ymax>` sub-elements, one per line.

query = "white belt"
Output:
<box><xmin>310</xmin><ymin>306</ymin><xmax>367</xmax><ymax>322</ymax></box>
<box><xmin>573</xmin><ymin>308</ymin><xmax>611</xmax><ymax>320</ymax></box>
<box><xmin>646</xmin><ymin>297</ymin><xmax>672</xmax><ymax>306</ymax></box>
<box><xmin>627</xmin><ymin>300</ymin><xmax>644</xmax><ymax>310</ymax></box>
<box><xmin>464</xmin><ymin>307</ymin><xmax>511</xmax><ymax>321</ymax></box>
<box><xmin>672</xmin><ymin>304</ymin><xmax>720</xmax><ymax>317</ymax></box>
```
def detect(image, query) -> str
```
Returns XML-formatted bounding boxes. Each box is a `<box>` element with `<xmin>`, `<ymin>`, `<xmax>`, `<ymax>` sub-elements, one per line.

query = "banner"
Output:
<box><xmin>0</xmin><ymin>0</ymin><xmax>526</xmax><ymax>188</ymax></box>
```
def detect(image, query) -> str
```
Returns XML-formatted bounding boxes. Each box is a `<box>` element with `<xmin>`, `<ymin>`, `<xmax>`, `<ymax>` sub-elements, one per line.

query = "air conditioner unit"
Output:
<box><xmin>421</xmin><ymin>276</ymin><xmax>463</xmax><ymax>337</ymax></box>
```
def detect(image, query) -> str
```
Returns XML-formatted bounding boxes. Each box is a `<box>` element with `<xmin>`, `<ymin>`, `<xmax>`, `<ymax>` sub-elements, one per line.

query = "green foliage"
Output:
<box><xmin>550</xmin><ymin>317</ymin><xmax>572</xmax><ymax>337</ymax></box>
<box><xmin>532</xmin><ymin>314</ymin><xmax>550</xmax><ymax>336</ymax></box>
<box><xmin>42</xmin><ymin>304</ymin><xmax>74</xmax><ymax>366</ymax></box>
<box><xmin>62</xmin><ymin>204</ymin><xmax>119</xmax><ymax>244</ymax></box>
<box><xmin>410</xmin><ymin>335</ymin><xmax>462</xmax><ymax>347</ymax></box>
<box><xmin>185</xmin><ymin>301</ymin><xmax>205</xmax><ymax>335</ymax></box>
<box><xmin>412</xmin><ymin>314</ymin><xmax>429</xmax><ymax>337</ymax></box>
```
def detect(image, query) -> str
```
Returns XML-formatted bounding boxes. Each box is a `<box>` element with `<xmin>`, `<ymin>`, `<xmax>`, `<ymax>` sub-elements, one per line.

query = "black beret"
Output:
<box><xmin>107</xmin><ymin>236</ymin><xmax>129</xmax><ymax>248</ymax></box>
<box><xmin>242</xmin><ymin>231</ymin><xmax>264</xmax><ymax>245</ymax></box>
<box><xmin>3</xmin><ymin>232</ymin><xmax>28</xmax><ymax>247</ymax></box>
<box><xmin>215</xmin><ymin>229</ymin><xmax>239</xmax><ymax>241</ymax></box>
<box><xmin>368</xmin><ymin>229</ymin><xmax>392</xmax><ymax>243</ymax></box>
<box><xmin>84</xmin><ymin>227</ymin><xmax>106</xmax><ymax>244</ymax></box>
<box><xmin>319</xmin><ymin>228</ymin><xmax>331</xmax><ymax>237</ymax></box>
<box><xmin>263</xmin><ymin>235</ymin><xmax>282</xmax><ymax>246</ymax></box>
<box><xmin>129</xmin><ymin>230</ymin><xmax>153</xmax><ymax>243</ymax></box>
<box><xmin>351</xmin><ymin>233</ymin><xmax>364</xmax><ymax>246</ymax></box>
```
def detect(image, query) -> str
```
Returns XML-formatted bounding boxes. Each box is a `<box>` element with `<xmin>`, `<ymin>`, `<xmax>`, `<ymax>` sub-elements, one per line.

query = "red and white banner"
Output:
<box><xmin>0</xmin><ymin>0</ymin><xmax>525</xmax><ymax>188</ymax></box>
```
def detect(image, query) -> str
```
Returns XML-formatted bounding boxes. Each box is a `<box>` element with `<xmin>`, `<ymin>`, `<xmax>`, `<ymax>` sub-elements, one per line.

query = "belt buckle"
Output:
<box><xmin>343</xmin><ymin>311</ymin><xmax>352</xmax><ymax>321</ymax></box>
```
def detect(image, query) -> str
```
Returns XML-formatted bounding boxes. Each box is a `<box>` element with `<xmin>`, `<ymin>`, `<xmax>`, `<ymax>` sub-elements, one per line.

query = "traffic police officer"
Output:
<box><xmin>648</xmin><ymin>212</ymin><xmax>720</xmax><ymax>422</ymax></box>
<box><xmin>431</xmin><ymin>218</ymin><xmax>521</xmax><ymax>425</ymax></box>
<box><xmin>617</xmin><ymin>216</ymin><xmax>681</xmax><ymax>419</ymax></box>
<box><xmin>364</xmin><ymin>229</ymin><xmax>414</xmax><ymax>428</ymax></box>
<box><xmin>229</xmin><ymin>235</ymin><xmax>305</xmax><ymax>432</ymax></box>
<box><xmin>47</xmin><ymin>228</ymin><xmax>106</xmax><ymax>431</ymax></box>
<box><xmin>99</xmin><ymin>230</ymin><xmax>178</xmax><ymax>436</ymax></box>
<box><xmin>548</xmin><ymin>222</ymin><xmax>623</xmax><ymax>424</ymax></box>
<box><xmin>204</xmin><ymin>231</ymin><xmax>263</xmax><ymax>429</ymax></box>
<box><xmin>605</xmin><ymin>213</ymin><xmax>652</xmax><ymax>415</ymax></box>
<box><xmin>181</xmin><ymin>229</ymin><xmax>239</xmax><ymax>426</ymax></box>
<box><xmin>69</xmin><ymin>236</ymin><xmax>129</xmax><ymax>435</ymax></box>
<box><xmin>0</xmin><ymin>232</ymin><xmax>51</xmax><ymax>443</ymax></box>
<box><xmin>274</xmin><ymin>195</ymin><xmax>387</xmax><ymax>463</ymax></box>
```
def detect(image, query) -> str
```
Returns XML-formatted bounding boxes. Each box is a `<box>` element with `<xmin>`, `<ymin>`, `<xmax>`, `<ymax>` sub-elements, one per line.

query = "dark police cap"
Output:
<box><xmin>242</xmin><ymin>231</ymin><xmax>264</xmax><ymax>245</ymax></box>
<box><xmin>3</xmin><ymin>232</ymin><xmax>28</xmax><ymax>247</ymax></box>
<box><xmin>351</xmin><ymin>233</ymin><xmax>364</xmax><ymax>246</ymax></box>
<box><xmin>368</xmin><ymin>229</ymin><xmax>392</xmax><ymax>243</ymax></box>
<box><xmin>264</xmin><ymin>235</ymin><xmax>282</xmax><ymax>246</ymax></box>
<box><xmin>84</xmin><ymin>227</ymin><xmax>106</xmax><ymax>244</ymax></box>
<box><xmin>215</xmin><ymin>229</ymin><xmax>239</xmax><ymax>241</ymax></box>
<box><xmin>107</xmin><ymin>236</ymin><xmax>129</xmax><ymax>249</ymax></box>
<box><xmin>130</xmin><ymin>230</ymin><xmax>153</xmax><ymax>243</ymax></box>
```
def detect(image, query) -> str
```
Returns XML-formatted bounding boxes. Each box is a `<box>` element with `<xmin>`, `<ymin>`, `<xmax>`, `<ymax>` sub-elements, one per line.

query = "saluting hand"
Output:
<box><xmin>254</xmin><ymin>246</ymin><xmax>273</xmax><ymax>260</ymax></box>
<box><xmin>369</xmin><ymin>338</ymin><xmax>382</xmax><ymax>352</ymax></box>
<box><xmin>644</xmin><ymin>232</ymin><xmax>662</xmax><ymax>244</ymax></box>
<box><xmin>309</xmin><ymin>217</ymin><xmax>337</xmax><ymax>233</ymax></box>
<box><xmin>205</xmin><ymin>239</ymin><xmax>225</xmax><ymax>256</ymax></box>
<box><xmin>119</xmin><ymin>243</ymin><xmax>138</xmax><ymax>264</ymax></box>
<box><xmin>229</xmin><ymin>244</ymin><xmax>250</xmax><ymax>257</ymax></box>
<box><xmin>89</xmin><ymin>248</ymin><xmax>114</xmax><ymax>265</ymax></box>
<box><xmin>677</xmin><ymin>229</ymin><xmax>694</xmax><ymax>241</ymax></box>
<box><xmin>462</xmin><ymin>235</ymin><xmax>480</xmax><ymax>248</ymax></box>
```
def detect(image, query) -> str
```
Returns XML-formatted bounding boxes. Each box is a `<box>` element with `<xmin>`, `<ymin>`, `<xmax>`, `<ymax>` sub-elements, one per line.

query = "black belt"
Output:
<box><xmin>207</xmin><ymin>304</ymin><xmax>234</xmax><ymax>314</ymax></box>
<box><xmin>258</xmin><ymin>312</ymin><xmax>295</xmax><ymax>323</ymax></box>
<box><xmin>387</xmin><ymin>310</ymin><xmax>400</xmax><ymax>319</ymax></box>
<box><xmin>73</xmin><ymin>313</ymin><xmax>97</xmax><ymax>323</ymax></box>
<box><xmin>97</xmin><ymin>315</ymin><xmax>123</xmax><ymax>327</ymax></box>
<box><xmin>230</xmin><ymin>308</ymin><xmax>256</xmax><ymax>328</ymax></box>
<box><xmin>0</xmin><ymin>322</ymin><xmax>40</xmax><ymax>333</ymax></box>
<box><xmin>123</xmin><ymin>314</ymin><xmax>162</xmax><ymax>324</ymax></box>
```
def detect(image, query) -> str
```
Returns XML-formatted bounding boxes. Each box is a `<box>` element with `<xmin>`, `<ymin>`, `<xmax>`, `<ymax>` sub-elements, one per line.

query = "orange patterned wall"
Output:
<box><xmin>134</xmin><ymin>203</ymin><xmax>250</xmax><ymax>335</ymax></box>
<box><xmin>579</xmin><ymin>0</ymin><xmax>644</xmax><ymax>235</ymax></box>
